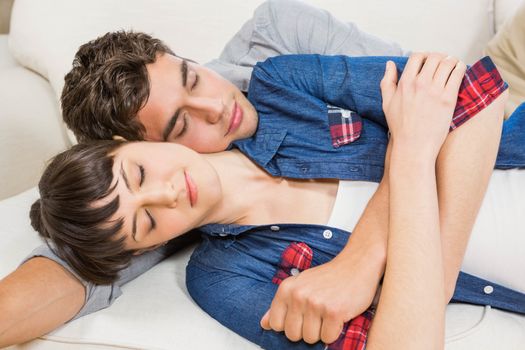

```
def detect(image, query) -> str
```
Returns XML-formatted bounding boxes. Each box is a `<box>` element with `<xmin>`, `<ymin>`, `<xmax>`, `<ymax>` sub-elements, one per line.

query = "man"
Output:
<box><xmin>0</xmin><ymin>0</ymin><xmax>521</xmax><ymax>347</ymax></box>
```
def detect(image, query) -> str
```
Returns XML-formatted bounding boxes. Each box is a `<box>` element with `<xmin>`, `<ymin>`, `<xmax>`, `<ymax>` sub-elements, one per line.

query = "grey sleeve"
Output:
<box><xmin>205</xmin><ymin>0</ymin><xmax>407</xmax><ymax>91</ymax></box>
<box><xmin>21</xmin><ymin>232</ymin><xmax>200</xmax><ymax>321</ymax></box>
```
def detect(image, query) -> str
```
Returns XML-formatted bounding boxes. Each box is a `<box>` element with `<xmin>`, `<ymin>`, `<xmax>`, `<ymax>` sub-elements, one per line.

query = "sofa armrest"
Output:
<box><xmin>0</xmin><ymin>35</ymin><xmax>69</xmax><ymax>199</ymax></box>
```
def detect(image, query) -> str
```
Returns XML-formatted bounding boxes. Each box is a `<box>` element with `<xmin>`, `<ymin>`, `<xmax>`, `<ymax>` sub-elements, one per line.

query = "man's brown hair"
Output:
<box><xmin>61</xmin><ymin>31</ymin><xmax>174</xmax><ymax>142</ymax></box>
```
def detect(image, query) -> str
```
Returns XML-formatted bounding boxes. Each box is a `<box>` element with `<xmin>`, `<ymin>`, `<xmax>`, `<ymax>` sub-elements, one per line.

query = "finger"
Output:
<box><xmin>320</xmin><ymin>314</ymin><xmax>344</xmax><ymax>344</ymax></box>
<box><xmin>380</xmin><ymin>60</ymin><xmax>398</xmax><ymax>108</ymax></box>
<box><xmin>260</xmin><ymin>310</ymin><xmax>271</xmax><ymax>330</ymax></box>
<box><xmin>444</xmin><ymin>60</ymin><xmax>467</xmax><ymax>97</ymax></box>
<box><xmin>418</xmin><ymin>52</ymin><xmax>446</xmax><ymax>82</ymax></box>
<box><xmin>433</xmin><ymin>56</ymin><xmax>460</xmax><ymax>88</ymax></box>
<box><xmin>283</xmin><ymin>305</ymin><xmax>304</xmax><ymax>342</ymax></box>
<box><xmin>268</xmin><ymin>303</ymin><xmax>287</xmax><ymax>332</ymax></box>
<box><xmin>302</xmin><ymin>308</ymin><xmax>323</xmax><ymax>344</ymax></box>
<box><xmin>265</xmin><ymin>288</ymin><xmax>289</xmax><ymax>332</ymax></box>
<box><xmin>400</xmin><ymin>52</ymin><xmax>427</xmax><ymax>82</ymax></box>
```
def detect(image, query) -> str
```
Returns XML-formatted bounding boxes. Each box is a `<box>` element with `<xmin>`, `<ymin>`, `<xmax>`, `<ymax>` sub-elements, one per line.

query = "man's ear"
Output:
<box><xmin>112</xmin><ymin>135</ymin><xmax>127</xmax><ymax>141</ymax></box>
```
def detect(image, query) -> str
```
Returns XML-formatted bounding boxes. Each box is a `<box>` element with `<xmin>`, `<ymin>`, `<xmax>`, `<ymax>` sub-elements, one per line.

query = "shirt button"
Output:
<box><xmin>270</xmin><ymin>225</ymin><xmax>280</xmax><ymax>231</ymax></box>
<box><xmin>483</xmin><ymin>285</ymin><xmax>494</xmax><ymax>295</ymax></box>
<box><xmin>323</xmin><ymin>229</ymin><xmax>333</xmax><ymax>239</ymax></box>
<box><xmin>219</xmin><ymin>233</ymin><xmax>228</xmax><ymax>237</ymax></box>
<box><xmin>290</xmin><ymin>268</ymin><xmax>300</xmax><ymax>276</ymax></box>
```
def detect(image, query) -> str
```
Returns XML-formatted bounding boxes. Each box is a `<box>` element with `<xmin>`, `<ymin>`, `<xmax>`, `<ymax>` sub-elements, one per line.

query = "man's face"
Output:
<box><xmin>137</xmin><ymin>54</ymin><xmax>259</xmax><ymax>153</ymax></box>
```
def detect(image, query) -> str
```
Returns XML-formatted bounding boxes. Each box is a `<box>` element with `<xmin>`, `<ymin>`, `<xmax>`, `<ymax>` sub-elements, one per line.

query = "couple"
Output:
<box><xmin>2</xmin><ymin>1</ymin><xmax>525</xmax><ymax>349</ymax></box>
<box><xmin>29</xmin><ymin>37</ymin><xmax>525</xmax><ymax>350</ymax></box>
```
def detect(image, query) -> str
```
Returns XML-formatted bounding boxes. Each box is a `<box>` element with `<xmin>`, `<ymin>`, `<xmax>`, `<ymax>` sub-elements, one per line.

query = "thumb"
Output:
<box><xmin>380</xmin><ymin>60</ymin><xmax>397</xmax><ymax>108</ymax></box>
<box><xmin>260</xmin><ymin>309</ymin><xmax>271</xmax><ymax>330</ymax></box>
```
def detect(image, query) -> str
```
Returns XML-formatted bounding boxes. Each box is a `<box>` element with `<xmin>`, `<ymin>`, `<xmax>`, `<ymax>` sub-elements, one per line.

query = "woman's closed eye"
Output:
<box><xmin>138</xmin><ymin>164</ymin><xmax>145</xmax><ymax>186</ymax></box>
<box><xmin>191</xmin><ymin>73</ymin><xmax>199</xmax><ymax>90</ymax></box>
<box><xmin>136</xmin><ymin>164</ymin><xmax>156</xmax><ymax>233</ymax></box>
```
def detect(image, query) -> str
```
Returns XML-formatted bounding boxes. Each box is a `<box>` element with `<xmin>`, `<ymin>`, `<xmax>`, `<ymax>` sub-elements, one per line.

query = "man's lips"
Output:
<box><xmin>225</xmin><ymin>101</ymin><xmax>243</xmax><ymax>136</ymax></box>
<box><xmin>184</xmin><ymin>170</ymin><xmax>198</xmax><ymax>207</ymax></box>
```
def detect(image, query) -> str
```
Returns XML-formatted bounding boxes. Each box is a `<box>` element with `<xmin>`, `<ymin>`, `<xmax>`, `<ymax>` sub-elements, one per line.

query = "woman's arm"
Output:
<box><xmin>367</xmin><ymin>54</ymin><xmax>466</xmax><ymax>349</ymax></box>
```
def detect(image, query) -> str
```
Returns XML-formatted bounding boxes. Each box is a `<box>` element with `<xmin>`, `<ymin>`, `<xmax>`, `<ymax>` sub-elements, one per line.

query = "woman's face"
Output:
<box><xmin>105</xmin><ymin>142</ymin><xmax>222</xmax><ymax>250</ymax></box>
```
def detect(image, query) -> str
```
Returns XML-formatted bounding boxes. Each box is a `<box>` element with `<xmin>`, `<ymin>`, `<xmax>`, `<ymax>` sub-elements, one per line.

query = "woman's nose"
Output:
<box><xmin>138</xmin><ymin>182</ymin><xmax>178</xmax><ymax>208</ymax></box>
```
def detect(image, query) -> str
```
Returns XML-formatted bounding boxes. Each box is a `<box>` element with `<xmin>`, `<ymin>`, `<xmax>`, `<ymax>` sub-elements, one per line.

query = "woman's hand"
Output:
<box><xmin>380</xmin><ymin>52</ymin><xmax>466</xmax><ymax>160</ymax></box>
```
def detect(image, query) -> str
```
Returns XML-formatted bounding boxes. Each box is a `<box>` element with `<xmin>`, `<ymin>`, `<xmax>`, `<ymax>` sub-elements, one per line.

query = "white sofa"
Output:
<box><xmin>1</xmin><ymin>0</ymin><xmax>524</xmax><ymax>349</ymax></box>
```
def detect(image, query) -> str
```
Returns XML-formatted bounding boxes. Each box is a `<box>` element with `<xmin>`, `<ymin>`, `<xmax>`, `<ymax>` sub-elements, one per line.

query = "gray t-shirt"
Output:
<box><xmin>25</xmin><ymin>0</ymin><xmax>405</xmax><ymax>320</ymax></box>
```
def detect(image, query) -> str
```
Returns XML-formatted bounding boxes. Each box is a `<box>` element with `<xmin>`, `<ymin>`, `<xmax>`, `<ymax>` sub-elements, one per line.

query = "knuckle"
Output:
<box><xmin>440</xmin><ymin>94</ymin><xmax>454</xmax><ymax>106</ymax></box>
<box><xmin>270</xmin><ymin>318</ymin><xmax>284</xmax><ymax>332</ymax></box>
<box><xmin>321</xmin><ymin>332</ymin><xmax>340</xmax><ymax>344</ymax></box>
<box><xmin>279</xmin><ymin>280</ymin><xmax>293</xmax><ymax>294</ymax></box>
<box><xmin>303</xmin><ymin>334</ymin><xmax>319</xmax><ymax>344</ymax></box>
<box><xmin>291</xmin><ymin>289</ymin><xmax>307</xmax><ymax>303</ymax></box>
<box><xmin>415</xmin><ymin>78</ymin><xmax>427</xmax><ymax>90</ymax></box>
<box><xmin>285</xmin><ymin>329</ymin><xmax>301</xmax><ymax>342</ymax></box>
<box><xmin>306</xmin><ymin>297</ymin><xmax>323</xmax><ymax>310</ymax></box>
<box><xmin>324</xmin><ymin>306</ymin><xmax>341</xmax><ymax>319</ymax></box>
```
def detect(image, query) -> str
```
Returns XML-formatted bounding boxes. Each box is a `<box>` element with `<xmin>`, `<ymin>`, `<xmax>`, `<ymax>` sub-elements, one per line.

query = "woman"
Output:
<box><xmin>30</xmin><ymin>56</ymin><xmax>524</xmax><ymax>349</ymax></box>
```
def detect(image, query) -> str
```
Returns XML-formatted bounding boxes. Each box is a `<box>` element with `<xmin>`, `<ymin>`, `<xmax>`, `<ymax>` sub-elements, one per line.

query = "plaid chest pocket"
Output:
<box><xmin>327</xmin><ymin>105</ymin><xmax>363</xmax><ymax>148</ymax></box>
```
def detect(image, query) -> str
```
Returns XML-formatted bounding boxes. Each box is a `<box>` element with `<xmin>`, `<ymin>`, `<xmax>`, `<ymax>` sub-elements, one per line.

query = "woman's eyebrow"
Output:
<box><xmin>120</xmin><ymin>162</ymin><xmax>138</xmax><ymax>241</ymax></box>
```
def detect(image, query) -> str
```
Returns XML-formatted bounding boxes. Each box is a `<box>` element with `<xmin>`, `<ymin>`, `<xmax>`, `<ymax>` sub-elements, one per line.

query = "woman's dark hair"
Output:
<box><xmin>61</xmin><ymin>31</ymin><xmax>175</xmax><ymax>142</ymax></box>
<box><xmin>29</xmin><ymin>140</ymin><xmax>135</xmax><ymax>284</ymax></box>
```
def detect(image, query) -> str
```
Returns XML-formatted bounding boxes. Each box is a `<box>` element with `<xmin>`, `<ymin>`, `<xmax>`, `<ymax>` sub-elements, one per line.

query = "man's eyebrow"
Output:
<box><xmin>161</xmin><ymin>59</ymin><xmax>188</xmax><ymax>141</ymax></box>
<box><xmin>162</xmin><ymin>110</ymin><xmax>181</xmax><ymax>141</ymax></box>
<box><xmin>181</xmin><ymin>59</ymin><xmax>188</xmax><ymax>87</ymax></box>
<box><xmin>120</xmin><ymin>162</ymin><xmax>138</xmax><ymax>242</ymax></box>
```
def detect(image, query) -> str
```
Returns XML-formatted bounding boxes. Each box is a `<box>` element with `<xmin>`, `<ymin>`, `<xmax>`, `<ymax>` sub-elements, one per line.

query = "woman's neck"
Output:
<box><xmin>200</xmin><ymin>150</ymin><xmax>339</xmax><ymax>227</ymax></box>
<box><xmin>201</xmin><ymin>149</ymin><xmax>279</xmax><ymax>226</ymax></box>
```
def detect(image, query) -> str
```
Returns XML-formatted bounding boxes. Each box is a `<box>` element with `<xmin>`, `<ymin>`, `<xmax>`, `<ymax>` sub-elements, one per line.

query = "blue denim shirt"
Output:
<box><xmin>233</xmin><ymin>55</ymin><xmax>522</xmax><ymax>182</ymax></box>
<box><xmin>188</xmin><ymin>55</ymin><xmax>525</xmax><ymax>349</ymax></box>
<box><xmin>188</xmin><ymin>223</ymin><xmax>525</xmax><ymax>350</ymax></box>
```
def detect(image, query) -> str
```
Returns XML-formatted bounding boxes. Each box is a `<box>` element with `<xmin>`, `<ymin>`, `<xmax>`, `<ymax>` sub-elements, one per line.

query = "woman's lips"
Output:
<box><xmin>184</xmin><ymin>170</ymin><xmax>198</xmax><ymax>207</ymax></box>
<box><xmin>225</xmin><ymin>101</ymin><xmax>243</xmax><ymax>136</ymax></box>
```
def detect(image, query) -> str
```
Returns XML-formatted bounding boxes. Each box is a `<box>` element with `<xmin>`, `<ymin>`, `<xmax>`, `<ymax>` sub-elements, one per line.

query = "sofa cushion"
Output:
<box><xmin>3</xmin><ymin>169</ymin><xmax>525</xmax><ymax>349</ymax></box>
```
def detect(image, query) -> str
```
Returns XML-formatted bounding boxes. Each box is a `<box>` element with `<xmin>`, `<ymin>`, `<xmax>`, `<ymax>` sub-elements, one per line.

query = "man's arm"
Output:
<box><xmin>205</xmin><ymin>0</ymin><xmax>405</xmax><ymax>91</ymax></box>
<box><xmin>0</xmin><ymin>257</ymin><xmax>85</xmax><ymax>347</ymax></box>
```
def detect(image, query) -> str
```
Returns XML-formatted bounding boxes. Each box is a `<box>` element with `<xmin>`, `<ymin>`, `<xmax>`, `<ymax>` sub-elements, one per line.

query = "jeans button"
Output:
<box><xmin>270</xmin><ymin>225</ymin><xmax>280</xmax><ymax>231</ymax></box>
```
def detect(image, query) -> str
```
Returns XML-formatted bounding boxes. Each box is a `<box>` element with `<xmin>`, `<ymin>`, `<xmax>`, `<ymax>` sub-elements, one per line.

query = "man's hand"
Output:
<box><xmin>260</xmin><ymin>243</ymin><xmax>384</xmax><ymax>345</ymax></box>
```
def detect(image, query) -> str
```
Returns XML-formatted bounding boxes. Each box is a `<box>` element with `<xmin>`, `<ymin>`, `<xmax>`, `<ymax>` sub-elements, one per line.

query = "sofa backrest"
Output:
<box><xmin>8</xmin><ymin>0</ymin><xmax>521</xmax><ymax>97</ymax></box>
<box><xmin>6</xmin><ymin>0</ymin><xmax>522</xmax><ymax>150</ymax></box>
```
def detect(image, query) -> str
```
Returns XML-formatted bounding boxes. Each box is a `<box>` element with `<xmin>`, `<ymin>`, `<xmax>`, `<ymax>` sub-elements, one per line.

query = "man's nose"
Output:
<box><xmin>138</xmin><ymin>183</ymin><xmax>178</xmax><ymax>208</ymax></box>
<box><xmin>189</xmin><ymin>97</ymin><xmax>224</xmax><ymax>124</ymax></box>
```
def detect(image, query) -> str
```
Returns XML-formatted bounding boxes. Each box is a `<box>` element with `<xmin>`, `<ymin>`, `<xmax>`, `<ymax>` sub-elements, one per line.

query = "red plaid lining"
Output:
<box><xmin>272</xmin><ymin>242</ymin><xmax>312</xmax><ymax>285</ymax></box>
<box><xmin>451</xmin><ymin>56</ymin><xmax>508</xmax><ymax>130</ymax></box>
<box><xmin>327</xmin><ymin>308</ymin><xmax>375</xmax><ymax>350</ymax></box>
<box><xmin>328</xmin><ymin>56</ymin><xmax>508</xmax><ymax>147</ymax></box>
<box><xmin>328</xmin><ymin>106</ymin><xmax>363</xmax><ymax>148</ymax></box>
<box><xmin>272</xmin><ymin>242</ymin><xmax>374</xmax><ymax>350</ymax></box>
